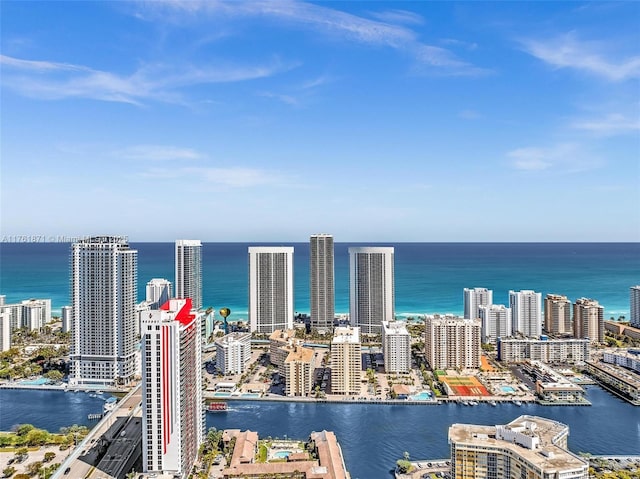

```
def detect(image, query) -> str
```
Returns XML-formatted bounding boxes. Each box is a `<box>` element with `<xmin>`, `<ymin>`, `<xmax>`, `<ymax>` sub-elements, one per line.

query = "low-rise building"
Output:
<box><xmin>603</xmin><ymin>348</ymin><xmax>640</xmax><ymax>373</ymax></box>
<box><xmin>585</xmin><ymin>357</ymin><xmax>640</xmax><ymax>405</ymax></box>
<box><xmin>497</xmin><ymin>337</ymin><xmax>590</xmax><ymax>364</ymax></box>
<box><xmin>449</xmin><ymin>415</ymin><xmax>589</xmax><ymax>479</ymax></box>
<box><xmin>521</xmin><ymin>360</ymin><xmax>586</xmax><ymax>403</ymax></box>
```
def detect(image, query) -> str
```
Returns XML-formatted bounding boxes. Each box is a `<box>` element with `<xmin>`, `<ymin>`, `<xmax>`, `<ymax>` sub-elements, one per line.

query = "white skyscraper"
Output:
<box><xmin>70</xmin><ymin>236</ymin><xmax>138</xmax><ymax>387</ymax></box>
<box><xmin>141</xmin><ymin>298</ymin><xmax>203</xmax><ymax>478</ymax></box>
<box><xmin>463</xmin><ymin>287</ymin><xmax>493</xmax><ymax>320</ymax></box>
<box><xmin>479</xmin><ymin>304</ymin><xmax>512</xmax><ymax>344</ymax></box>
<box><xmin>509</xmin><ymin>290</ymin><xmax>542</xmax><ymax>338</ymax></box>
<box><xmin>310</xmin><ymin>234</ymin><xmax>335</xmax><ymax>331</ymax></box>
<box><xmin>631</xmin><ymin>286</ymin><xmax>640</xmax><ymax>328</ymax></box>
<box><xmin>215</xmin><ymin>332</ymin><xmax>252</xmax><ymax>375</ymax></box>
<box><xmin>175</xmin><ymin>240</ymin><xmax>202</xmax><ymax>310</ymax></box>
<box><xmin>146</xmin><ymin>278</ymin><xmax>173</xmax><ymax>309</ymax></box>
<box><xmin>248</xmin><ymin>246</ymin><xmax>294</xmax><ymax>334</ymax></box>
<box><xmin>349</xmin><ymin>247</ymin><xmax>395</xmax><ymax>335</ymax></box>
<box><xmin>382</xmin><ymin>321</ymin><xmax>411</xmax><ymax>373</ymax></box>
<box><xmin>61</xmin><ymin>306</ymin><xmax>72</xmax><ymax>333</ymax></box>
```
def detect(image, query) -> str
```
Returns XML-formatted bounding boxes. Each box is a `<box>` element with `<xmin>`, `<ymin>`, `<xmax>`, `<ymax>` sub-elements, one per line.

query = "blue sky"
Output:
<box><xmin>1</xmin><ymin>1</ymin><xmax>639</xmax><ymax>242</ymax></box>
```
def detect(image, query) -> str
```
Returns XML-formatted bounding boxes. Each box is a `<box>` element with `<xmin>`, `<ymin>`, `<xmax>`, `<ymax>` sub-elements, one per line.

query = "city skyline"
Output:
<box><xmin>1</xmin><ymin>2</ymin><xmax>638</xmax><ymax>242</ymax></box>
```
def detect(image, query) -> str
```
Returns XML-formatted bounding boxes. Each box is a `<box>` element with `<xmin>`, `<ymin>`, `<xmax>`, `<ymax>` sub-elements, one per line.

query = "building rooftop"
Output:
<box><xmin>285</xmin><ymin>345</ymin><xmax>315</xmax><ymax>363</ymax></box>
<box><xmin>449</xmin><ymin>415</ymin><xmax>588</xmax><ymax>473</ymax></box>
<box><xmin>332</xmin><ymin>327</ymin><xmax>360</xmax><ymax>344</ymax></box>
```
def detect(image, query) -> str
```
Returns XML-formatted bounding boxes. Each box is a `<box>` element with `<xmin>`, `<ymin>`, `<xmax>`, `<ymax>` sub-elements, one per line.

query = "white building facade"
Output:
<box><xmin>310</xmin><ymin>234</ymin><xmax>335</xmax><ymax>331</ymax></box>
<box><xmin>175</xmin><ymin>240</ymin><xmax>202</xmax><ymax>310</ymax></box>
<box><xmin>146</xmin><ymin>278</ymin><xmax>173</xmax><ymax>309</ymax></box>
<box><xmin>509</xmin><ymin>290</ymin><xmax>542</xmax><ymax>338</ymax></box>
<box><xmin>69</xmin><ymin>236</ymin><xmax>138</xmax><ymax>387</ymax></box>
<box><xmin>248</xmin><ymin>246</ymin><xmax>294</xmax><ymax>334</ymax></box>
<box><xmin>0</xmin><ymin>311</ymin><xmax>10</xmax><ymax>352</ymax></box>
<box><xmin>479</xmin><ymin>304</ymin><xmax>512</xmax><ymax>345</ymax></box>
<box><xmin>61</xmin><ymin>306</ymin><xmax>72</xmax><ymax>333</ymax></box>
<box><xmin>463</xmin><ymin>287</ymin><xmax>493</xmax><ymax>320</ymax></box>
<box><xmin>382</xmin><ymin>321</ymin><xmax>411</xmax><ymax>373</ymax></box>
<box><xmin>424</xmin><ymin>315</ymin><xmax>481</xmax><ymax>370</ymax></box>
<box><xmin>349</xmin><ymin>247</ymin><xmax>395</xmax><ymax>335</ymax></box>
<box><xmin>215</xmin><ymin>332</ymin><xmax>252</xmax><ymax>375</ymax></box>
<box><xmin>497</xmin><ymin>338</ymin><xmax>590</xmax><ymax>364</ymax></box>
<box><xmin>141</xmin><ymin>298</ymin><xmax>203</xmax><ymax>479</ymax></box>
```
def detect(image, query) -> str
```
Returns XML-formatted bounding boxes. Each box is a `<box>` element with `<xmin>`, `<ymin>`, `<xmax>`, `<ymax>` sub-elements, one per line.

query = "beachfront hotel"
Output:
<box><xmin>330</xmin><ymin>326</ymin><xmax>362</xmax><ymax>395</ymax></box>
<box><xmin>348</xmin><ymin>246</ymin><xmax>394</xmax><ymax>335</ymax></box>
<box><xmin>175</xmin><ymin>240</ymin><xmax>202</xmax><ymax>310</ymax></box>
<box><xmin>141</xmin><ymin>298</ymin><xmax>203</xmax><ymax>479</ymax></box>
<box><xmin>215</xmin><ymin>332</ymin><xmax>252</xmax><ymax>375</ymax></box>
<box><xmin>248</xmin><ymin>247</ymin><xmax>294</xmax><ymax>334</ymax></box>
<box><xmin>69</xmin><ymin>236</ymin><xmax>138</xmax><ymax>387</ymax></box>
<box><xmin>449</xmin><ymin>415</ymin><xmax>589</xmax><ymax>479</ymax></box>
<box><xmin>424</xmin><ymin>315</ymin><xmax>481</xmax><ymax>370</ymax></box>
<box><xmin>310</xmin><ymin>234</ymin><xmax>335</xmax><ymax>331</ymax></box>
<box><xmin>631</xmin><ymin>285</ymin><xmax>640</xmax><ymax>328</ymax></box>
<box><xmin>573</xmin><ymin>298</ymin><xmax>604</xmax><ymax>343</ymax></box>
<box><xmin>544</xmin><ymin>293</ymin><xmax>572</xmax><ymax>335</ymax></box>
<box><xmin>463</xmin><ymin>287</ymin><xmax>493</xmax><ymax>320</ymax></box>
<box><xmin>478</xmin><ymin>304</ymin><xmax>512</xmax><ymax>345</ymax></box>
<box><xmin>509</xmin><ymin>290</ymin><xmax>542</xmax><ymax>338</ymax></box>
<box><xmin>381</xmin><ymin>320</ymin><xmax>411</xmax><ymax>373</ymax></box>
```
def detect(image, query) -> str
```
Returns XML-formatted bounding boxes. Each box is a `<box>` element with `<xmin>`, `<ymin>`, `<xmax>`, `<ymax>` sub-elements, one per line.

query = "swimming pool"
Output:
<box><xmin>242</xmin><ymin>393</ymin><xmax>261</xmax><ymax>398</ymax></box>
<box><xmin>409</xmin><ymin>391</ymin><xmax>432</xmax><ymax>401</ymax></box>
<box><xmin>274</xmin><ymin>451</ymin><xmax>291</xmax><ymax>459</ymax></box>
<box><xmin>501</xmin><ymin>386</ymin><xmax>516</xmax><ymax>393</ymax></box>
<box><xmin>20</xmin><ymin>377</ymin><xmax>50</xmax><ymax>386</ymax></box>
<box><xmin>214</xmin><ymin>392</ymin><xmax>231</xmax><ymax>397</ymax></box>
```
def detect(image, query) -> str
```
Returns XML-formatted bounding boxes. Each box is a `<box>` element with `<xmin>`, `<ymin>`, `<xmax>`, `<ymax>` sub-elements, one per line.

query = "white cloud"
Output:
<box><xmin>142</xmin><ymin>166</ymin><xmax>291</xmax><ymax>188</ymax></box>
<box><xmin>0</xmin><ymin>54</ymin><xmax>290</xmax><ymax>105</ymax></box>
<box><xmin>368</xmin><ymin>9</ymin><xmax>424</xmax><ymax>26</ymax></box>
<box><xmin>522</xmin><ymin>33</ymin><xmax>640</xmax><ymax>81</ymax></box>
<box><xmin>571</xmin><ymin>113</ymin><xmax>640</xmax><ymax>136</ymax></box>
<box><xmin>139</xmin><ymin>0</ymin><xmax>486</xmax><ymax>76</ymax></box>
<box><xmin>116</xmin><ymin>145</ymin><xmax>205</xmax><ymax>161</ymax></box>
<box><xmin>507</xmin><ymin>143</ymin><xmax>601</xmax><ymax>172</ymax></box>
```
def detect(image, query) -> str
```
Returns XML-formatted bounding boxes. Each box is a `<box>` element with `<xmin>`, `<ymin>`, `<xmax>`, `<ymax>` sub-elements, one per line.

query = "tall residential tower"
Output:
<box><xmin>509</xmin><ymin>290</ymin><xmax>542</xmax><ymax>338</ymax></box>
<box><xmin>463</xmin><ymin>287</ymin><xmax>493</xmax><ymax>320</ymax></box>
<box><xmin>631</xmin><ymin>286</ymin><xmax>640</xmax><ymax>328</ymax></box>
<box><xmin>544</xmin><ymin>293</ymin><xmax>572</xmax><ymax>335</ymax></box>
<box><xmin>175</xmin><ymin>240</ymin><xmax>202</xmax><ymax>310</ymax></box>
<box><xmin>573</xmin><ymin>298</ymin><xmax>604</xmax><ymax>343</ymax></box>
<box><xmin>248</xmin><ymin>247</ymin><xmax>294</xmax><ymax>334</ymax></box>
<box><xmin>310</xmin><ymin>234</ymin><xmax>335</xmax><ymax>331</ymax></box>
<box><xmin>69</xmin><ymin>236</ymin><xmax>137</xmax><ymax>387</ymax></box>
<box><xmin>349</xmin><ymin>247</ymin><xmax>394</xmax><ymax>335</ymax></box>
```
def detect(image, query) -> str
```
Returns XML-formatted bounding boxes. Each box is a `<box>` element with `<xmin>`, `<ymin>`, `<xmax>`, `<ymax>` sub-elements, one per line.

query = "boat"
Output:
<box><xmin>103</xmin><ymin>397</ymin><xmax>117</xmax><ymax>413</ymax></box>
<box><xmin>489</xmin><ymin>400</ymin><xmax>497</xmax><ymax>407</ymax></box>
<box><xmin>469</xmin><ymin>401</ymin><xmax>478</xmax><ymax>406</ymax></box>
<box><xmin>513</xmin><ymin>399</ymin><xmax>522</xmax><ymax>406</ymax></box>
<box><xmin>207</xmin><ymin>401</ymin><xmax>228</xmax><ymax>412</ymax></box>
<box><xmin>96</xmin><ymin>391</ymin><xmax>104</xmax><ymax>395</ymax></box>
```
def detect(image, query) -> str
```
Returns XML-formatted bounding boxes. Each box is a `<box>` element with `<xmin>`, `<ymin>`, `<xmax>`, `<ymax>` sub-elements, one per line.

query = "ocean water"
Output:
<box><xmin>1</xmin><ymin>242</ymin><xmax>638</xmax><ymax>322</ymax></box>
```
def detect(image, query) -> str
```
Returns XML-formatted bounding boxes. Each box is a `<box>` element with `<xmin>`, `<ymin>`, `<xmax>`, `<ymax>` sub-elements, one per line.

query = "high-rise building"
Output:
<box><xmin>215</xmin><ymin>332</ymin><xmax>252</xmax><ymax>375</ymax></box>
<box><xmin>349</xmin><ymin>247</ymin><xmax>394</xmax><ymax>335</ymax></box>
<box><xmin>69</xmin><ymin>236</ymin><xmax>137</xmax><ymax>387</ymax></box>
<box><xmin>141</xmin><ymin>298</ymin><xmax>203</xmax><ymax>479</ymax></box>
<box><xmin>146</xmin><ymin>278</ymin><xmax>173</xmax><ymax>309</ymax></box>
<box><xmin>20</xmin><ymin>299</ymin><xmax>51</xmax><ymax>331</ymax></box>
<box><xmin>463</xmin><ymin>287</ymin><xmax>493</xmax><ymax>320</ymax></box>
<box><xmin>61</xmin><ymin>306</ymin><xmax>72</xmax><ymax>333</ymax></box>
<box><xmin>0</xmin><ymin>311</ymin><xmax>10</xmax><ymax>352</ymax></box>
<box><xmin>283</xmin><ymin>345</ymin><xmax>316</xmax><ymax>397</ymax></box>
<box><xmin>424</xmin><ymin>315</ymin><xmax>481</xmax><ymax>370</ymax></box>
<box><xmin>544</xmin><ymin>293</ymin><xmax>572</xmax><ymax>335</ymax></box>
<box><xmin>573</xmin><ymin>298</ymin><xmax>604</xmax><ymax>343</ymax></box>
<box><xmin>449</xmin><ymin>415</ymin><xmax>588</xmax><ymax>479</ymax></box>
<box><xmin>330</xmin><ymin>326</ymin><xmax>362</xmax><ymax>395</ymax></box>
<box><xmin>310</xmin><ymin>234</ymin><xmax>335</xmax><ymax>331</ymax></box>
<box><xmin>479</xmin><ymin>304</ymin><xmax>512</xmax><ymax>345</ymax></box>
<box><xmin>631</xmin><ymin>286</ymin><xmax>640</xmax><ymax>328</ymax></box>
<box><xmin>175</xmin><ymin>240</ymin><xmax>202</xmax><ymax>310</ymax></box>
<box><xmin>248</xmin><ymin>246</ymin><xmax>294</xmax><ymax>334</ymax></box>
<box><xmin>509</xmin><ymin>290</ymin><xmax>542</xmax><ymax>338</ymax></box>
<box><xmin>381</xmin><ymin>321</ymin><xmax>411</xmax><ymax>373</ymax></box>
